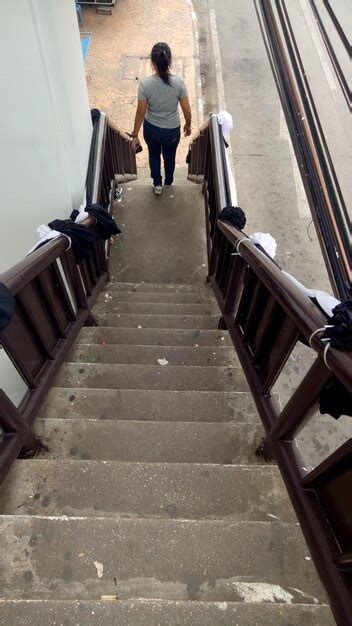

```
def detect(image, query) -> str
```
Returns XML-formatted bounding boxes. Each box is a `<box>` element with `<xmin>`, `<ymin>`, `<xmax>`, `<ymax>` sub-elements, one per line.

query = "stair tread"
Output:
<box><xmin>39</xmin><ymin>388</ymin><xmax>263</xmax><ymax>423</ymax></box>
<box><xmin>0</xmin><ymin>599</ymin><xmax>334</xmax><ymax>625</ymax></box>
<box><xmin>110</xmin><ymin>184</ymin><xmax>206</xmax><ymax>284</ymax></box>
<box><xmin>92</xmin><ymin>313</ymin><xmax>220</xmax><ymax>329</ymax></box>
<box><xmin>93</xmin><ymin>302</ymin><xmax>219</xmax><ymax>316</ymax></box>
<box><xmin>68</xmin><ymin>344</ymin><xmax>239</xmax><ymax>367</ymax></box>
<box><xmin>107</xmin><ymin>282</ymin><xmax>212</xmax><ymax>293</ymax></box>
<box><xmin>0</xmin><ymin>460</ymin><xmax>293</xmax><ymax>521</ymax></box>
<box><xmin>76</xmin><ymin>327</ymin><xmax>233</xmax><ymax>346</ymax></box>
<box><xmin>55</xmin><ymin>363</ymin><xmax>248</xmax><ymax>392</ymax></box>
<box><xmin>0</xmin><ymin>516</ymin><xmax>327</xmax><ymax>603</ymax></box>
<box><xmin>99</xmin><ymin>290</ymin><xmax>216</xmax><ymax>303</ymax></box>
<box><xmin>35</xmin><ymin>418</ymin><xmax>264</xmax><ymax>463</ymax></box>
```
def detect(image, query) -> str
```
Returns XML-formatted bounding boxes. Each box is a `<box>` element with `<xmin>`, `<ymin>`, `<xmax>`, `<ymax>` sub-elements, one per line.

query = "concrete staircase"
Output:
<box><xmin>0</xmin><ymin>180</ymin><xmax>334</xmax><ymax>624</ymax></box>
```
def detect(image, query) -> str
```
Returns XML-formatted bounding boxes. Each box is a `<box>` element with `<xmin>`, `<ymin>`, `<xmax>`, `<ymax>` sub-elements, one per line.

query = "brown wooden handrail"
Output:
<box><xmin>189</xmin><ymin>113</ymin><xmax>352</xmax><ymax>625</ymax></box>
<box><xmin>0</xmin><ymin>109</ymin><xmax>137</xmax><ymax>487</ymax></box>
<box><xmin>217</xmin><ymin>221</ymin><xmax>352</xmax><ymax>391</ymax></box>
<box><xmin>0</xmin><ymin>238</ymin><xmax>68</xmax><ymax>294</ymax></box>
<box><xmin>108</xmin><ymin>118</ymin><xmax>134</xmax><ymax>143</ymax></box>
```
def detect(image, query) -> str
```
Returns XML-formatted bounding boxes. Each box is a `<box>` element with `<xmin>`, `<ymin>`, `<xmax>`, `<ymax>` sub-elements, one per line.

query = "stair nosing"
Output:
<box><xmin>0</xmin><ymin>599</ymin><xmax>330</xmax><ymax>606</ymax></box>
<box><xmin>72</xmin><ymin>343</ymin><xmax>232</xmax><ymax>348</ymax></box>
<box><xmin>78</xmin><ymin>327</ymin><xmax>229</xmax><ymax>334</ymax></box>
<box><xmin>50</xmin><ymin>387</ymin><xmax>254</xmax><ymax>394</ymax></box>
<box><xmin>0</xmin><ymin>514</ymin><xmax>298</xmax><ymax>528</ymax></box>
<box><xmin>95</xmin><ymin>313</ymin><xmax>220</xmax><ymax>316</ymax></box>
<box><xmin>60</xmin><ymin>362</ymin><xmax>241</xmax><ymax>369</ymax></box>
<box><xmin>100</xmin><ymin>297</ymin><xmax>217</xmax><ymax>302</ymax></box>
<box><xmin>49</xmin><ymin>387</ymin><xmax>255</xmax><ymax>396</ymax></box>
<box><xmin>10</xmin><ymin>456</ymin><xmax>272</xmax><ymax>472</ymax></box>
<box><xmin>36</xmin><ymin>418</ymin><xmax>255</xmax><ymax>426</ymax></box>
<box><xmin>97</xmin><ymin>300</ymin><xmax>217</xmax><ymax>305</ymax></box>
<box><xmin>63</xmin><ymin>363</ymin><xmax>240</xmax><ymax>369</ymax></box>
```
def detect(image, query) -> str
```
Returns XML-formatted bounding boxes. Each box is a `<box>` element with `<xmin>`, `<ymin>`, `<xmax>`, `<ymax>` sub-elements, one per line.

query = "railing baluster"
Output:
<box><xmin>235</xmin><ymin>268</ymin><xmax>256</xmax><ymax>326</ymax></box>
<box><xmin>260</xmin><ymin>316</ymin><xmax>300</xmax><ymax>393</ymax></box>
<box><xmin>242</xmin><ymin>282</ymin><xmax>268</xmax><ymax>343</ymax></box>
<box><xmin>0</xmin><ymin>329</ymin><xmax>37</xmax><ymax>390</ymax></box>
<box><xmin>251</xmin><ymin>297</ymin><xmax>281</xmax><ymax>361</ymax></box>
<box><xmin>270</xmin><ymin>357</ymin><xmax>331</xmax><ymax>441</ymax></box>
<box><xmin>79</xmin><ymin>260</ymin><xmax>93</xmax><ymax>296</ymax></box>
<box><xmin>224</xmin><ymin>253</ymin><xmax>246</xmax><ymax>316</ymax></box>
<box><xmin>17</xmin><ymin>289</ymin><xmax>55</xmax><ymax>359</ymax></box>
<box><xmin>37</xmin><ymin>268</ymin><xmax>68</xmax><ymax>337</ymax></box>
<box><xmin>86</xmin><ymin>253</ymin><xmax>98</xmax><ymax>286</ymax></box>
<box><xmin>62</xmin><ymin>248</ymin><xmax>88</xmax><ymax>310</ymax></box>
<box><xmin>215</xmin><ymin>232</ymin><xmax>227</xmax><ymax>283</ymax></box>
<box><xmin>52</xmin><ymin>260</ymin><xmax>77</xmax><ymax>321</ymax></box>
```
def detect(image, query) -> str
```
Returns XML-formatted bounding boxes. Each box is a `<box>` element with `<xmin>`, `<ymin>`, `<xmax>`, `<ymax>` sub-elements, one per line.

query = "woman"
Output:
<box><xmin>131</xmin><ymin>42</ymin><xmax>192</xmax><ymax>195</ymax></box>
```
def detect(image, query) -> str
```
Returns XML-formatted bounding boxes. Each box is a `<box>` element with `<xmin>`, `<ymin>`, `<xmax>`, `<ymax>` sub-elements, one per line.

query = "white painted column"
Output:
<box><xmin>0</xmin><ymin>0</ymin><xmax>92</xmax><ymax>272</ymax></box>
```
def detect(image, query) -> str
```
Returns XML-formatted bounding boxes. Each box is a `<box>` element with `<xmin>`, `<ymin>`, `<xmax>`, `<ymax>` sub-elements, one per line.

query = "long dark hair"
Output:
<box><xmin>151</xmin><ymin>42</ymin><xmax>172</xmax><ymax>85</ymax></box>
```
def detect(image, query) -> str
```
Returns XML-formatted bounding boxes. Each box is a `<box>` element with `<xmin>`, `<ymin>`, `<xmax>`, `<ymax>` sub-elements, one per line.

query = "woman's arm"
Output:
<box><xmin>180</xmin><ymin>96</ymin><xmax>192</xmax><ymax>136</ymax></box>
<box><xmin>131</xmin><ymin>100</ymin><xmax>147</xmax><ymax>138</ymax></box>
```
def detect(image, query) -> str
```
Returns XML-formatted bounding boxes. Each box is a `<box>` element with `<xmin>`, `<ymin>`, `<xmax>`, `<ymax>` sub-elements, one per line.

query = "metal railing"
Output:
<box><xmin>0</xmin><ymin>112</ymin><xmax>136</xmax><ymax>482</ymax></box>
<box><xmin>256</xmin><ymin>0</ymin><xmax>351</xmax><ymax>299</ymax></box>
<box><xmin>188</xmin><ymin>115</ymin><xmax>352</xmax><ymax>625</ymax></box>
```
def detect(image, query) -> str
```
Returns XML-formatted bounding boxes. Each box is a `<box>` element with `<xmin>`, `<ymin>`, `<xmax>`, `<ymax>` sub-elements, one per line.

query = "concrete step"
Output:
<box><xmin>38</xmin><ymin>389</ymin><xmax>261</xmax><ymax>423</ymax></box>
<box><xmin>137</xmin><ymin>165</ymin><xmax>189</xmax><ymax>176</ymax></box>
<box><xmin>100</xmin><ymin>290</ymin><xmax>215</xmax><ymax>303</ymax></box>
<box><xmin>68</xmin><ymin>344</ymin><xmax>239</xmax><ymax>367</ymax></box>
<box><xmin>0</xmin><ymin>599</ymin><xmax>335</xmax><ymax>625</ymax></box>
<box><xmin>126</xmin><ymin>180</ymin><xmax>195</xmax><ymax>188</ymax></box>
<box><xmin>0</xmin><ymin>516</ymin><xmax>326</xmax><ymax>603</ymax></box>
<box><xmin>109</xmin><ymin>183</ymin><xmax>206</xmax><ymax>284</ymax></box>
<box><xmin>93</xmin><ymin>301</ymin><xmax>219</xmax><ymax>316</ymax></box>
<box><xmin>108</xmin><ymin>282</ymin><xmax>212</xmax><ymax>294</ymax></box>
<box><xmin>76</xmin><ymin>327</ymin><xmax>232</xmax><ymax>346</ymax></box>
<box><xmin>132</xmin><ymin>170</ymin><xmax>188</xmax><ymax>180</ymax></box>
<box><xmin>54</xmin><ymin>363</ymin><xmax>248</xmax><ymax>392</ymax></box>
<box><xmin>93</xmin><ymin>313</ymin><xmax>220</xmax><ymax>329</ymax></box>
<box><xmin>0</xmin><ymin>460</ymin><xmax>294</xmax><ymax>522</ymax></box>
<box><xmin>129</xmin><ymin>169</ymin><xmax>189</xmax><ymax>185</ymax></box>
<box><xmin>35</xmin><ymin>419</ymin><xmax>264</xmax><ymax>463</ymax></box>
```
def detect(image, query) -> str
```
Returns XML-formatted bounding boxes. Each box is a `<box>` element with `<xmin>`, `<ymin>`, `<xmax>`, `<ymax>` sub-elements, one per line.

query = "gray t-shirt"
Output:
<box><xmin>138</xmin><ymin>74</ymin><xmax>188</xmax><ymax>129</ymax></box>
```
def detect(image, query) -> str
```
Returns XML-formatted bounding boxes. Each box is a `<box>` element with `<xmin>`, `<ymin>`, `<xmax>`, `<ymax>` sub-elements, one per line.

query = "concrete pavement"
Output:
<box><xmin>81</xmin><ymin>0</ymin><xmax>201</xmax><ymax>168</ymax></box>
<box><xmin>200</xmin><ymin>0</ymin><xmax>332</xmax><ymax>292</ymax></box>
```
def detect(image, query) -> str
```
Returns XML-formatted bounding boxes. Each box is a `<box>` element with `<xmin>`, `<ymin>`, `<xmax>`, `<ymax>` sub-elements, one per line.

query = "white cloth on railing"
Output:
<box><xmin>249</xmin><ymin>232</ymin><xmax>277</xmax><ymax>259</ymax></box>
<box><xmin>74</xmin><ymin>190</ymin><xmax>89</xmax><ymax>223</ymax></box>
<box><xmin>218</xmin><ymin>110</ymin><xmax>233</xmax><ymax>136</ymax></box>
<box><xmin>283</xmin><ymin>271</ymin><xmax>340</xmax><ymax>316</ymax></box>
<box><xmin>74</xmin><ymin>203</ymin><xmax>89</xmax><ymax>224</ymax></box>
<box><xmin>27</xmin><ymin>224</ymin><xmax>71</xmax><ymax>255</ymax></box>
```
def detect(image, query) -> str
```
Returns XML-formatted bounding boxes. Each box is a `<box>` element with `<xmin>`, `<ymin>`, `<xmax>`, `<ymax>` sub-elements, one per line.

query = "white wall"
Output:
<box><xmin>0</xmin><ymin>0</ymin><xmax>92</xmax><ymax>272</ymax></box>
<box><xmin>0</xmin><ymin>0</ymin><xmax>93</xmax><ymax>405</ymax></box>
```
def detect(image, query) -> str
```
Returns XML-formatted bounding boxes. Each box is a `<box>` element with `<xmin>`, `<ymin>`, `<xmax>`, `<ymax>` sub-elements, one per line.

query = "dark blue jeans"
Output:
<box><xmin>143</xmin><ymin>119</ymin><xmax>181</xmax><ymax>186</ymax></box>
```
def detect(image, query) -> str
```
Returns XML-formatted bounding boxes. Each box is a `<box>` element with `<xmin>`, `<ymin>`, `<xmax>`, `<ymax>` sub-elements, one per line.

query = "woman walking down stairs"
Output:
<box><xmin>0</xmin><ymin>176</ymin><xmax>334</xmax><ymax>625</ymax></box>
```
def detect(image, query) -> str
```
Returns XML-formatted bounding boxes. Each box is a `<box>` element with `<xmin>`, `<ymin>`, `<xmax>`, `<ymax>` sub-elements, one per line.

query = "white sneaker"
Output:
<box><xmin>153</xmin><ymin>185</ymin><xmax>162</xmax><ymax>195</ymax></box>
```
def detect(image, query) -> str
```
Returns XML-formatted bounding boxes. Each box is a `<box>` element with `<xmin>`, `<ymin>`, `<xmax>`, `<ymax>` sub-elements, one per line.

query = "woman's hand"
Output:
<box><xmin>131</xmin><ymin>135</ymin><xmax>143</xmax><ymax>154</ymax></box>
<box><xmin>180</xmin><ymin>96</ymin><xmax>192</xmax><ymax>137</ymax></box>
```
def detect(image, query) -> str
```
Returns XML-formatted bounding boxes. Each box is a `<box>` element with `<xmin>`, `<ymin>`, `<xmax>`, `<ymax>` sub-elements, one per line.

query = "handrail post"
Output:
<box><xmin>207</xmin><ymin>116</ymin><xmax>232</xmax><ymax>279</ymax></box>
<box><xmin>91</xmin><ymin>113</ymin><xmax>108</xmax><ymax>205</ymax></box>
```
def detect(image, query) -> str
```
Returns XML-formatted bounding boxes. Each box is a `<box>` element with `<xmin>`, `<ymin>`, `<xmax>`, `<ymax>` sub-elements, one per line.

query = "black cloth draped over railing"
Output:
<box><xmin>70</xmin><ymin>204</ymin><xmax>121</xmax><ymax>240</ymax></box>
